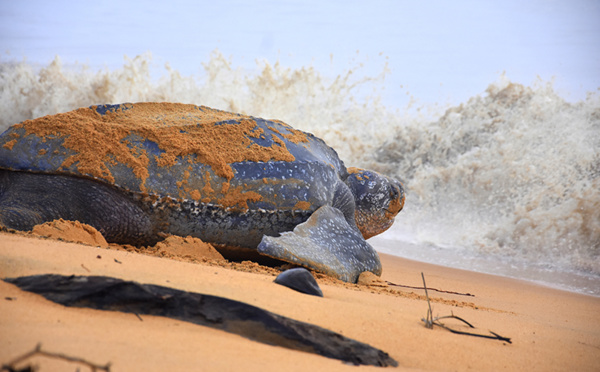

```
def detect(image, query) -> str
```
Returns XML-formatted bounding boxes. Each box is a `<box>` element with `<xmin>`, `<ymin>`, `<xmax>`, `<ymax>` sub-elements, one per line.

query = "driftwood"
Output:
<box><xmin>3</xmin><ymin>274</ymin><xmax>397</xmax><ymax>367</ymax></box>
<box><xmin>420</xmin><ymin>273</ymin><xmax>511</xmax><ymax>344</ymax></box>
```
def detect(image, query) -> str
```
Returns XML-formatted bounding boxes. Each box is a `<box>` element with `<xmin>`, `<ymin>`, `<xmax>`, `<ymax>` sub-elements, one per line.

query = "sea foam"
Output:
<box><xmin>1</xmin><ymin>52</ymin><xmax>598</xmax><ymax>294</ymax></box>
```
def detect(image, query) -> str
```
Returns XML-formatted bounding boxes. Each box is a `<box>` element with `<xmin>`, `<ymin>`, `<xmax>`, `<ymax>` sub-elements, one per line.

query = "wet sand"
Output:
<box><xmin>1</xmin><ymin>228</ymin><xmax>599</xmax><ymax>371</ymax></box>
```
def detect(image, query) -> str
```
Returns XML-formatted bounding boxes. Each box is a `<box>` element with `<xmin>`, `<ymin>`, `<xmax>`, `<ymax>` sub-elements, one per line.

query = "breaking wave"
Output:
<box><xmin>1</xmin><ymin>51</ymin><xmax>599</xmax><ymax>294</ymax></box>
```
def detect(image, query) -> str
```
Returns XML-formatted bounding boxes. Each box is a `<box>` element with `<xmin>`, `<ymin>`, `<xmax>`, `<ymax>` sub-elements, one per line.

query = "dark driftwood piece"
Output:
<box><xmin>4</xmin><ymin>274</ymin><xmax>397</xmax><ymax>367</ymax></box>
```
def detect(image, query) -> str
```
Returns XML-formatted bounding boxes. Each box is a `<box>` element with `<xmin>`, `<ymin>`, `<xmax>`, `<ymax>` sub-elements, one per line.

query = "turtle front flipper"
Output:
<box><xmin>257</xmin><ymin>205</ymin><xmax>382</xmax><ymax>283</ymax></box>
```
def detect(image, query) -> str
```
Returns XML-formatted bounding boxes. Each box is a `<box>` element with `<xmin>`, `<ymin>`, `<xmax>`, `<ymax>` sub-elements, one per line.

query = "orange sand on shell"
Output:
<box><xmin>267</xmin><ymin>123</ymin><xmax>310</xmax><ymax>144</ymax></box>
<box><xmin>12</xmin><ymin>103</ymin><xmax>308</xmax><ymax>194</ymax></box>
<box><xmin>216</xmin><ymin>184</ymin><xmax>263</xmax><ymax>210</ymax></box>
<box><xmin>293</xmin><ymin>201</ymin><xmax>312</xmax><ymax>211</ymax></box>
<box><xmin>2</xmin><ymin>138</ymin><xmax>17</xmax><ymax>150</ymax></box>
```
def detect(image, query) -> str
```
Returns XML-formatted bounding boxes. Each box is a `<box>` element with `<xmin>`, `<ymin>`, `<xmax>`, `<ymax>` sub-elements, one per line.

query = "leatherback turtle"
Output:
<box><xmin>0</xmin><ymin>103</ymin><xmax>404</xmax><ymax>282</ymax></box>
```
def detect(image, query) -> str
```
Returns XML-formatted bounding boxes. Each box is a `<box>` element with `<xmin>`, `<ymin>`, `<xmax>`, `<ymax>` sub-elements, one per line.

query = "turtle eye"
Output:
<box><xmin>389</xmin><ymin>184</ymin><xmax>400</xmax><ymax>201</ymax></box>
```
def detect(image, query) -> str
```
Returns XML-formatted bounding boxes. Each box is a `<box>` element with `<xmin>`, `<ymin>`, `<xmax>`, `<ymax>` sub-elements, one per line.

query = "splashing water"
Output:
<box><xmin>1</xmin><ymin>52</ymin><xmax>599</xmax><ymax>294</ymax></box>
<box><xmin>375</xmin><ymin>78</ymin><xmax>600</xmax><ymax>294</ymax></box>
<box><xmin>377</xmin><ymin>79</ymin><xmax>599</xmax><ymax>265</ymax></box>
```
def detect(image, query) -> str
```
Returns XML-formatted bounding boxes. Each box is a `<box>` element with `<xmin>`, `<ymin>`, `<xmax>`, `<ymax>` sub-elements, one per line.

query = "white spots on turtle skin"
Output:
<box><xmin>258</xmin><ymin>205</ymin><xmax>382</xmax><ymax>282</ymax></box>
<box><xmin>344</xmin><ymin>168</ymin><xmax>404</xmax><ymax>239</ymax></box>
<box><xmin>132</xmin><ymin>190</ymin><xmax>311</xmax><ymax>249</ymax></box>
<box><xmin>369</xmin><ymin>190</ymin><xmax>387</xmax><ymax>204</ymax></box>
<box><xmin>230</xmin><ymin>159</ymin><xmax>336</xmax><ymax>211</ymax></box>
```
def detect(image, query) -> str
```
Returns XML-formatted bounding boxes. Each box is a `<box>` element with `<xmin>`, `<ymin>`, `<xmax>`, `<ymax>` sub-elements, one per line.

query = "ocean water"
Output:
<box><xmin>1</xmin><ymin>1</ymin><xmax>599</xmax><ymax>295</ymax></box>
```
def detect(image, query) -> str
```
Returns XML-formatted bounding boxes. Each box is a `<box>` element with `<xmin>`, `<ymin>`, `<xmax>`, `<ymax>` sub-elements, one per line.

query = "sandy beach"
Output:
<box><xmin>1</xmin><ymin>226</ymin><xmax>599</xmax><ymax>371</ymax></box>
<box><xmin>2</xmin><ymin>3</ymin><xmax>598</xmax><ymax>370</ymax></box>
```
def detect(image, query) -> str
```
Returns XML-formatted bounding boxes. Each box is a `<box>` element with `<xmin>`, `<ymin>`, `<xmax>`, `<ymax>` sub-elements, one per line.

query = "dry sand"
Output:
<box><xmin>1</xmin><ymin>224</ymin><xmax>599</xmax><ymax>371</ymax></box>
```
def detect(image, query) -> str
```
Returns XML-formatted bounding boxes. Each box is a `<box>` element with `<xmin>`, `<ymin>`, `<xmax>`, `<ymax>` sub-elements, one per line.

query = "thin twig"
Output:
<box><xmin>422</xmin><ymin>272</ymin><xmax>433</xmax><ymax>329</ymax></box>
<box><xmin>1</xmin><ymin>343</ymin><xmax>111</xmax><ymax>372</ymax></box>
<box><xmin>387</xmin><ymin>280</ymin><xmax>474</xmax><ymax>297</ymax></box>
<box><xmin>488</xmin><ymin>331</ymin><xmax>513</xmax><ymax>344</ymax></box>
<box><xmin>433</xmin><ymin>314</ymin><xmax>475</xmax><ymax>328</ymax></box>
<box><xmin>432</xmin><ymin>322</ymin><xmax>512</xmax><ymax>343</ymax></box>
<box><xmin>420</xmin><ymin>273</ymin><xmax>511</xmax><ymax>344</ymax></box>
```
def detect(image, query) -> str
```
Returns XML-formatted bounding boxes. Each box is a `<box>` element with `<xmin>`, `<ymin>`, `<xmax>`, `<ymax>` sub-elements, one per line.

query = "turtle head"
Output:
<box><xmin>345</xmin><ymin>168</ymin><xmax>405</xmax><ymax>239</ymax></box>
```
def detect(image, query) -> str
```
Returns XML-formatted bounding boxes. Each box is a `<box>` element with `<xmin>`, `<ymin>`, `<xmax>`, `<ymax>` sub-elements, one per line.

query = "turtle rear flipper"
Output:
<box><xmin>257</xmin><ymin>205</ymin><xmax>382</xmax><ymax>283</ymax></box>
